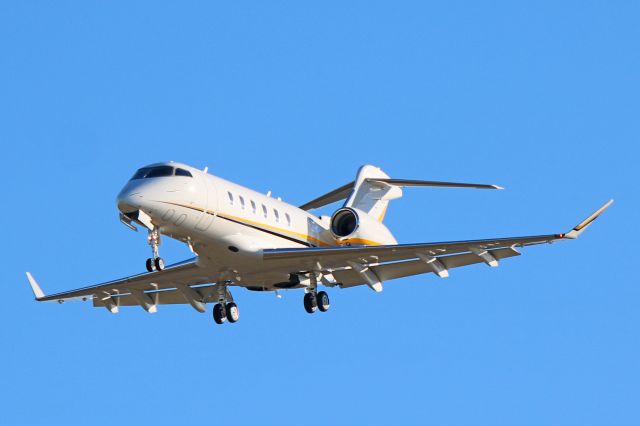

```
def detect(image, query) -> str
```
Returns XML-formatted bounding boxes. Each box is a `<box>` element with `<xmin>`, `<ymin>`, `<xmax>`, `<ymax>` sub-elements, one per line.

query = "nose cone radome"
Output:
<box><xmin>116</xmin><ymin>187</ymin><xmax>145</xmax><ymax>214</ymax></box>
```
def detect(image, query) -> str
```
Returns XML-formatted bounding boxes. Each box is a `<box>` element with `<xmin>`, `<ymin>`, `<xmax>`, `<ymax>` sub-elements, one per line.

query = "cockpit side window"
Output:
<box><xmin>175</xmin><ymin>168</ymin><xmax>193</xmax><ymax>177</ymax></box>
<box><xmin>131</xmin><ymin>168</ymin><xmax>151</xmax><ymax>180</ymax></box>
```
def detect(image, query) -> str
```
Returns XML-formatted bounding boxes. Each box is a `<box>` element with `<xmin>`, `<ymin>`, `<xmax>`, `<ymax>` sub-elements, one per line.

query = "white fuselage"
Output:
<box><xmin>117</xmin><ymin>162</ymin><xmax>350</xmax><ymax>288</ymax></box>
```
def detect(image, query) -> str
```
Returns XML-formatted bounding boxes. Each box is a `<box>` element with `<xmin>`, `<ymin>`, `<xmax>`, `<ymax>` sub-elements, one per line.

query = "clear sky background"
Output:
<box><xmin>0</xmin><ymin>2</ymin><xmax>637</xmax><ymax>425</ymax></box>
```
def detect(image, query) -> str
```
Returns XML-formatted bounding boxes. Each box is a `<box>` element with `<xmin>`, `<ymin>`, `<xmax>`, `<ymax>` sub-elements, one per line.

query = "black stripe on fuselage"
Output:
<box><xmin>157</xmin><ymin>201</ymin><xmax>314</xmax><ymax>247</ymax></box>
<box><xmin>216</xmin><ymin>214</ymin><xmax>314</xmax><ymax>247</ymax></box>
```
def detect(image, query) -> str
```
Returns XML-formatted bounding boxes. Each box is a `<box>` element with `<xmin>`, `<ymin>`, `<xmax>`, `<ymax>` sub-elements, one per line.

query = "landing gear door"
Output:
<box><xmin>195</xmin><ymin>173</ymin><xmax>216</xmax><ymax>231</ymax></box>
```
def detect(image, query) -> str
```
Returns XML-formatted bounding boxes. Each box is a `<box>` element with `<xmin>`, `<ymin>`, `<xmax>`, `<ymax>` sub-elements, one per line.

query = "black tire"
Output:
<box><xmin>154</xmin><ymin>257</ymin><xmax>165</xmax><ymax>271</ymax></box>
<box><xmin>303</xmin><ymin>292</ymin><xmax>318</xmax><ymax>314</ymax></box>
<box><xmin>317</xmin><ymin>291</ymin><xmax>330</xmax><ymax>312</ymax></box>
<box><xmin>145</xmin><ymin>258</ymin><xmax>155</xmax><ymax>272</ymax></box>
<box><xmin>213</xmin><ymin>303</ymin><xmax>227</xmax><ymax>324</ymax></box>
<box><xmin>226</xmin><ymin>302</ymin><xmax>240</xmax><ymax>323</ymax></box>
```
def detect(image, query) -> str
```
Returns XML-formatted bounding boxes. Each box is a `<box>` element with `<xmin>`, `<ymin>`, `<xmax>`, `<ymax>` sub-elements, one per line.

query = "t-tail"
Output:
<box><xmin>342</xmin><ymin>164</ymin><xmax>503</xmax><ymax>223</ymax></box>
<box><xmin>343</xmin><ymin>165</ymin><xmax>402</xmax><ymax>222</ymax></box>
<box><xmin>326</xmin><ymin>165</ymin><xmax>503</xmax><ymax>248</ymax></box>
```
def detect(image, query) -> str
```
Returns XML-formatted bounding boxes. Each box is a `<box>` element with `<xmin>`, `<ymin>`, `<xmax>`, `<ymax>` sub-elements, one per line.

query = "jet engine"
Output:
<box><xmin>329</xmin><ymin>207</ymin><xmax>397</xmax><ymax>246</ymax></box>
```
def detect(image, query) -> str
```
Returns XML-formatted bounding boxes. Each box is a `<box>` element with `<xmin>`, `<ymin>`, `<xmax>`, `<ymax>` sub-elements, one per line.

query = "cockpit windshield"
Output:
<box><xmin>130</xmin><ymin>166</ymin><xmax>193</xmax><ymax>180</ymax></box>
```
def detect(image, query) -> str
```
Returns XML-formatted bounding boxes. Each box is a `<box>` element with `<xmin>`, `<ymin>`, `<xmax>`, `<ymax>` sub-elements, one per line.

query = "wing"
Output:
<box><xmin>26</xmin><ymin>258</ymin><xmax>224</xmax><ymax>313</ymax></box>
<box><xmin>266</xmin><ymin>200</ymin><xmax>613</xmax><ymax>291</ymax></box>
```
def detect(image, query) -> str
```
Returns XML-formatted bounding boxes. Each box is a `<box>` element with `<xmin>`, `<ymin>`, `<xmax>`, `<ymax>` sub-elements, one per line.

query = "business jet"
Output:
<box><xmin>25</xmin><ymin>162</ymin><xmax>612</xmax><ymax>324</ymax></box>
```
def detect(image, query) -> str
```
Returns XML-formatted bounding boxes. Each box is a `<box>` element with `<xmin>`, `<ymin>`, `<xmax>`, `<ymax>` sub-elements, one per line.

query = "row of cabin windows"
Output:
<box><xmin>227</xmin><ymin>191</ymin><xmax>292</xmax><ymax>227</ymax></box>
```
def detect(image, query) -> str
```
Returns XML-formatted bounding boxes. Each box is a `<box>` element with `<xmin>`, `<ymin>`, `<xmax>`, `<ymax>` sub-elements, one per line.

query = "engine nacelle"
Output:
<box><xmin>330</xmin><ymin>207</ymin><xmax>397</xmax><ymax>246</ymax></box>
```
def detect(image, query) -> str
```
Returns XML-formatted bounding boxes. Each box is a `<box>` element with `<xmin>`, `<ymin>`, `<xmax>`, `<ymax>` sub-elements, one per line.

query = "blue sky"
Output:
<box><xmin>0</xmin><ymin>1</ymin><xmax>637</xmax><ymax>425</ymax></box>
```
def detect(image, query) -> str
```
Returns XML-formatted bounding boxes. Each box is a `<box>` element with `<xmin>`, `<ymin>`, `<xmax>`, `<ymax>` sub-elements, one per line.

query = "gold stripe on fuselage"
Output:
<box><xmin>158</xmin><ymin>201</ymin><xmax>336</xmax><ymax>247</ymax></box>
<box><xmin>338</xmin><ymin>238</ymin><xmax>384</xmax><ymax>246</ymax></box>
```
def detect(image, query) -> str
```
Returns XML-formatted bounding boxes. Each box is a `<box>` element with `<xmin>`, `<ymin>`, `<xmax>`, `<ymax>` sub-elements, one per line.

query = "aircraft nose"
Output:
<box><xmin>116</xmin><ymin>189</ymin><xmax>144</xmax><ymax>214</ymax></box>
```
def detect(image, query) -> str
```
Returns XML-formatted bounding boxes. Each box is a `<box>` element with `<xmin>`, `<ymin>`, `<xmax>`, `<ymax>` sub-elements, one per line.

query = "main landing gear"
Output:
<box><xmin>212</xmin><ymin>284</ymin><xmax>240</xmax><ymax>325</ymax></box>
<box><xmin>213</xmin><ymin>302</ymin><xmax>240</xmax><ymax>324</ymax></box>
<box><xmin>304</xmin><ymin>290</ymin><xmax>330</xmax><ymax>314</ymax></box>
<box><xmin>145</xmin><ymin>227</ymin><xmax>165</xmax><ymax>272</ymax></box>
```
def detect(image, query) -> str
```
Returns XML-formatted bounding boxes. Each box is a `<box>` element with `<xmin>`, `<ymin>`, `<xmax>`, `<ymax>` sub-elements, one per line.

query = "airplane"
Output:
<box><xmin>25</xmin><ymin>162</ymin><xmax>613</xmax><ymax>325</ymax></box>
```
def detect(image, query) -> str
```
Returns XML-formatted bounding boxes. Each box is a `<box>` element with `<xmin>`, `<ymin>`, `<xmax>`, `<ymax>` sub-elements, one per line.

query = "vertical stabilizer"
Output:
<box><xmin>344</xmin><ymin>165</ymin><xmax>402</xmax><ymax>222</ymax></box>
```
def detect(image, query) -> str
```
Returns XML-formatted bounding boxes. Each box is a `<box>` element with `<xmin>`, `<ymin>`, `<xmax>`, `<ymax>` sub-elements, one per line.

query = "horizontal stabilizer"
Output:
<box><xmin>366</xmin><ymin>178</ymin><xmax>503</xmax><ymax>190</ymax></box>
<box><xmin>299</xmin><ymin>174</ymin><xmax>503</xmax><ymax>211</ymax></box>
<box><xmin>299</xmin><ymin>182</ymin><xmax>354</xmax><ymax>211</ymax></box>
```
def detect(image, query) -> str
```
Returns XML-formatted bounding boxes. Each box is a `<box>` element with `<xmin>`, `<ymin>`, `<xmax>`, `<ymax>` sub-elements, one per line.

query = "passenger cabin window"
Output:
<box><xmin>228</xmin><ymin>191</ymin><xmax>234</xmax><ymax>205</ymax></box>
<box><xmin>262</xmin><ymin>204</ymin><xmax>268</xmax><ymax>218</ymax></box>
<box><xmin>130</xmin><ymin>166</ymin><xmax>192</xmax><ymax>180</ymax></box>
<box><xmin>285</xmin><ymin>213</ymin><xmax>292</xmax><ymax>227</ymax></box>
<box><xmin>251</xmin><ymin>200</ymin><xmax>257</xmax><ymax>214</ymax></box>
<box><xmin>239</xmin><ymin>196</ymin><xmax>245</xmax><ymax>210</ymax></box>
<box><xmin>274</xmin><ymin>209</ymin><xmax>280</xmax><ymax>223</ymax></box>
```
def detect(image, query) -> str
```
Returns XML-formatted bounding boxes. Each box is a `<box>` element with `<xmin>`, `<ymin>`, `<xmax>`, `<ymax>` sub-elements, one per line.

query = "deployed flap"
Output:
<box><xmin>29</xmin><ymin>258</ymin><xmax>215</xmax><ymax>303</ymax></box>
<box><xmin>264</xmin><ymin>233</ymin><xmax>560</xmax><ymax>272</ymax></box>
<box><xmin>336</xmin><ymin>247</ymin><xmax>521</xmax><ymax>288</ymax></box>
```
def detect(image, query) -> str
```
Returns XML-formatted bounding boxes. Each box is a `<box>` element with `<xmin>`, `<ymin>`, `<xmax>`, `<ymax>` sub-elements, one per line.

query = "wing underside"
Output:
<box><xmin>26</xmin><ymin>258</ymin><xmax>228</xmax><ymax>313</ymax></box>
<box><xmin>265</xmin><ymin>200</ymin><xmax>613</xmax><ymax>291</ymax></box>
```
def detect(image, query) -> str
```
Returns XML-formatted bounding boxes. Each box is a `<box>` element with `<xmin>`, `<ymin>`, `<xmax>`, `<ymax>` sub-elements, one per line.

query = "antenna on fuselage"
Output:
<box><xmin>203</xmin><ymin>166</ymin><xmax>209</xmax><ymax>173</ymax></box>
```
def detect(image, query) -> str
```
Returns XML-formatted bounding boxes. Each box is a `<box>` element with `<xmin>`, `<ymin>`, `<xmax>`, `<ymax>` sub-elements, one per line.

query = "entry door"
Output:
<box><xmin>195</xmin><ymin>175</ymin><xmax>216</xmax><ymax>231</ymax></box>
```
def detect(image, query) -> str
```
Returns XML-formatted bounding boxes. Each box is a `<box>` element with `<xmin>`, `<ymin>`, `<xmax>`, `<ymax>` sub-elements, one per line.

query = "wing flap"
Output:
<box><xmin>34</xmin><ymin>258</ymin><xmax>215</xmax><ymax>303</ymax></box>
<box><xmin>264</xmin><ymin>234</ymin><xmax>556</xmax><ymax>272</ymax></box>
<box><xmin>92</xmin><ymin>285</ymin><xmax>218</xmax><ymax>308</ymax></box>
<box><xmin>336</xmin><ymin>247</ymin><xmax>521</xmax><ymax>288</ymax></box>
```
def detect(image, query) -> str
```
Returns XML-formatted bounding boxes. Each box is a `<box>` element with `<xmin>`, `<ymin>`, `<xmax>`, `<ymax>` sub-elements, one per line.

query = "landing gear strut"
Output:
<box><xmin>145</xmin><ymin>227</ymin><xmax>165</xmax><ymax>272</ymax></box>
<box><xmin>303</xmin><ymin>273</ymin><xmax>331</xmax><ymax>314</ymax></box>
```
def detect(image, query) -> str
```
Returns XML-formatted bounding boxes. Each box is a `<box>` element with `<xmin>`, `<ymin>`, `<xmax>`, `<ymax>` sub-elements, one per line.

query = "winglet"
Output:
<box><xmin>25</xmin><ymin>272</ymin><xmax>45</xmax><ymax>300</ymax></box>
<box><xmin>563</xmin><ymin>199</ymin><xmax>614</xmax><ymax>239</ymax></box>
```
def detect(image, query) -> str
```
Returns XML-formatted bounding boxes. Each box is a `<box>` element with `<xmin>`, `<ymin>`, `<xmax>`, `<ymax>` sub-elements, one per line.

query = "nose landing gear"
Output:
<box><xmin>145</xmin><ymin>227</ymin><xmax>165</xmax><ymax>272</ymax></box>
